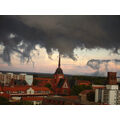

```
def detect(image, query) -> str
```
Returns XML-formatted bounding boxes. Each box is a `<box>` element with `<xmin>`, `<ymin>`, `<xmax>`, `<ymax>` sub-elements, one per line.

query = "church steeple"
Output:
<box><xmin>58</xmin><ymin>53</ymin><xmax>61</xmax><ymax>68</ymax></box>
<box><xmin>54</xmin><ymin>53</ymin><xmax>63</xmax><ymax>75</ymax></box>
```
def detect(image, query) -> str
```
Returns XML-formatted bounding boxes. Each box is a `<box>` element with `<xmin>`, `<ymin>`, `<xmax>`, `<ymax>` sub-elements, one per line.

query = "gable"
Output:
<box><xmin>27</xmin><ymin>87</ymin><xmax>34</xmax><ymax>94</ymax></box>
<box><xmin>62</xmin><ymin>81</ymin><xmax>68</xmax><ymax>88</ymax></box>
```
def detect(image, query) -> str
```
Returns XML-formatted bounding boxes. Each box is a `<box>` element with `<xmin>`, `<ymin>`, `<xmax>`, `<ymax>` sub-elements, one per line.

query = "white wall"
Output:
<box><xmin>108</xmin><ymin>90</ymin><xmax>117</xmax><ymax>105</ymax></box>
<box><xmin>25</xmin><ymin>75</ymin><xmax>33</xmax><ymax>85</ymax></box>
<box><xmin>117</xmin><ymin>78</ymin><xmax>120</xmax><ymax>83</ymax></box>
<box><xmin>95</xmin><ymin>89</ymin><xmax>99</xmax><ymax>103</ymax></box>
<box><xmin>106</xmin><ymin>85</ymin><xmax>118</xmax><ymax>90</ymax></box>
<box><xmin>12</xmin><ymin>96</ymin><xmax>21</xmax><ymax>100</ymax></box>
<box><xmin>27</xmin><ymin>87</ymin><xmax>34</xmax><ymax>94</ymax></box>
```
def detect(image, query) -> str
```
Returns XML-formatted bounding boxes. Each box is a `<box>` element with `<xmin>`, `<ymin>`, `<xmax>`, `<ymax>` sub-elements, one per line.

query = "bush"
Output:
<box><xmin>87</xmin><ymin>91</ymin><xmax>95</xmax><ymax>102</ymax></box>
<box><xmin>0</xmin><ymin>96</ymin><xmax>10</xmax><ymax>105</ymax></box>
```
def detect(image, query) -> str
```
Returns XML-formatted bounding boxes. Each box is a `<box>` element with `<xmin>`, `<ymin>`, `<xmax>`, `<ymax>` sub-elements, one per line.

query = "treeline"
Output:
<box><xmin>71</xmin><ymin>75</ymin><xmax>107</xmax><ymax>85</ymax></box>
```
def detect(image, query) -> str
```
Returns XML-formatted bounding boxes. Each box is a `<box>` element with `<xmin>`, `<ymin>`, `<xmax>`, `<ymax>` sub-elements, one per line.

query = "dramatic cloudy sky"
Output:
<box><xmin>0</xmin><ymin>15</ymin><xmax>120</xmax><ymax>76</ymax></box>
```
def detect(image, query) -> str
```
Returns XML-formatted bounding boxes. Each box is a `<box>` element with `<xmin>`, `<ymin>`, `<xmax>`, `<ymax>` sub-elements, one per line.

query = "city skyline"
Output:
<box><xmin>0</xmin><ymin>16</ymin><xmax>120</xmax><ymax>76</ymax></box>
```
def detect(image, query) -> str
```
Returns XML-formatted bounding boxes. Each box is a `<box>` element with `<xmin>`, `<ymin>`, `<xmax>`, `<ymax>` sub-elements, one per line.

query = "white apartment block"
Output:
<box><xmin>0</xmin><ymin>72</ymin><xmax>33</xmax><ymax>86</ymax></box>
<box><xmin>95</xmin><ymin>85</ymin><xmax>120</xmax><ymax>105</ymax></box>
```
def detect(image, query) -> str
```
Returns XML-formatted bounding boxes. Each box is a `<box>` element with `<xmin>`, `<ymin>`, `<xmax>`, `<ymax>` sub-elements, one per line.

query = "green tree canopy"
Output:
<box><xmin>71</xmin><ymin>85</ymin><xmax>92</xmax><ymax>95</ymax></box>
<box><xmin>87</xmin><ymin>91</ymin><xmax>95</xmax><ymax>102</ymax></box>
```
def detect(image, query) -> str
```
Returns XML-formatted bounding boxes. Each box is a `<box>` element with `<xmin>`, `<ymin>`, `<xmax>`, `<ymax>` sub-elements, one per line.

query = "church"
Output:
<box><xmin>34</xmin><ymin>54</ymin><xmax>71</xmax><ymax>95</ymax></box>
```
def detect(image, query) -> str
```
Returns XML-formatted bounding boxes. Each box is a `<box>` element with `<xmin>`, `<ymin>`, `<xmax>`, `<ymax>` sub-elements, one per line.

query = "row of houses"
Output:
<box><xmin>0</xmin><ymin>86</ymin><xmax>53</xmax><ymax>104</ymax></box>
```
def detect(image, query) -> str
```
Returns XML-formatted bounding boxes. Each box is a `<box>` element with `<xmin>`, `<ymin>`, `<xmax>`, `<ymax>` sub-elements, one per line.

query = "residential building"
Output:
<box><xmin>0</xmin><ymin>86</ymin><xmax>53</xmax><ymax>104</ymax></box>
<box><xmin>95</xmin><ymin>72</ymin><xmax>120</xmax><ymax>105</ymax></box>
<box><xmin>0</xmin><ymin>73</ymin><xmax>33</xmax><ymax>86</ymax></box>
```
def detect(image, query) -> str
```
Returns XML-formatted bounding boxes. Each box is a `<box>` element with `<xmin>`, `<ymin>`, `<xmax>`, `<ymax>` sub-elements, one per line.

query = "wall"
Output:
<box><xmin>108</xmin><ymin>90</ymin><xmax>117</xmax><ymax>105</ymax></box>
<box><xmin>27</xmin><ymin>88</ymin><xmax>34</xmax><ymax>94</ymax></box>
<box><xmin>26</xmin><ymin>75</ymin><xmax>33</xmax><ymax>85</ymax></box>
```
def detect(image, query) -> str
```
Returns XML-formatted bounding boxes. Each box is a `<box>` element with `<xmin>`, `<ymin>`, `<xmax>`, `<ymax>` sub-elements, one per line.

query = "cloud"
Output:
<box><xmin>87</xmin><ymin>59</ymin><xmax>120</xmax><ymax>76</ymax></box>
<box><xmin>9</xmin><ymin>33</ymin><xmax>16</xmax><ymax>39</ymax></box>
<box><xmin>0</xmin><ymin>16</ymin><xmax>120</xmax><ymax>64</ymax></box>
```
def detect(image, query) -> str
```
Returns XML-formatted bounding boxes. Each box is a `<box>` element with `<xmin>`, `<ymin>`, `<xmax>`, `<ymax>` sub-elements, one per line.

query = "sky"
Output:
<box><xmin>0</xmin><ymin>15</ymin><xmax>120</xmax><ymax>76</ymax></box>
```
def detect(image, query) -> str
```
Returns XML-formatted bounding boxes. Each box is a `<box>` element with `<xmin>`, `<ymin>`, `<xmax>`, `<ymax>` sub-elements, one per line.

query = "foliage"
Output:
<box><xmin>71</xmin><ymin>76</ymin><xmax>107</xmax><ymax>85</ymax></box>
<box><xmin>87</xmin><ymin>91</ymin><xmax>95</xmax><ymax>102</ymax></box>
<box><xmin>44</xmin><ymin>83</ymin><xmax>53</xmax><ymax>91</ymax></box>
<box><xmin>0</xmin><ymin>96</ymin><xmax>10</xmax><ymax>105</ymax></box>
<box><xmin>71</xmin><ymin>85</ymin><xmax>92</xmax><ymax>95</ymax></box>
<box><xmin>33</xmin><ymin>79</ymin><xmax>39</xmax><ymax>85</ymax></box>
<box><xmin>45</xmin><ymin>83</ymin><xmax>51</xmax><ymax>88</ymax></box>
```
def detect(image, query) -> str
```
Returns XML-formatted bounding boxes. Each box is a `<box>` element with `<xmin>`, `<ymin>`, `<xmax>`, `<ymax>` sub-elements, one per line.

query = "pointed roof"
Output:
<box><xmin>58</xmin><ymin>53</ymin><xmax>60</xmax><ymax>68</ymax></box>
<box><xmin>55</xmin><ymin>53</ymin><xmax>63</xmax><ymax>75</ymax></box>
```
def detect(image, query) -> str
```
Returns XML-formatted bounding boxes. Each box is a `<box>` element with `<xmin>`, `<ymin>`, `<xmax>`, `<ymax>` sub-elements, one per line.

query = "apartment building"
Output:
<box><xmin>95</xmin><ymin>72</ymin><xmax>120</xmax><ymax>105</ymax></box>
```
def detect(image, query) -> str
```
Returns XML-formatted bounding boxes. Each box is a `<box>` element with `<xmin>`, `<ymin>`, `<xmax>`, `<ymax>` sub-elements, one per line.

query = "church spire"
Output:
<box><xmin>58</xmin><ymin>53</ymin><xmax>61</xmax><ymax>68</ymax></box>
<box><xmin>54</xmin><ymin>53</ymin><xmax>63</xmax><ymax>75</ymax></box>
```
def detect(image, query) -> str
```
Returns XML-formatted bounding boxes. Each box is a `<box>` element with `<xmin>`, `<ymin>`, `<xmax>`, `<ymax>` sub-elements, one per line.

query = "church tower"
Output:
<box><xmin>54</xmin><ymin>53</ymin><xmax>64</xmax><ymax>84</ymax></box>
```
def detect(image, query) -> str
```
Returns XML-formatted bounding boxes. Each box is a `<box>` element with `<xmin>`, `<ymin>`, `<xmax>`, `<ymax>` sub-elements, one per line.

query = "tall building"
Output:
<box><xmin>108</xmin><ymin>72</ymin><xmax>117</xmax><ymax>85</ymax></box>
<box><xmin>95</xmin><ymin>72</ymin><xmax>120</xmax><ymax>105</ymax></box>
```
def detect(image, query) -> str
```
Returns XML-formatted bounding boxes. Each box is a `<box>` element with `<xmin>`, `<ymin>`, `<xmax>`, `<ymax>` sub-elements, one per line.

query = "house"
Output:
<box><xmin>0</xmin><ymin>86</ymin><xmax>53</xmax><ymax>103</ymax></box>
<box><xmin>42</xmin><ymin>96</ymin><xmax>81</xmax><ymax>105</ymax></box>
<box><xmin>22</xmin><ymin>96</ymin><xmax>44</xmax><ymax>105</ymax></box>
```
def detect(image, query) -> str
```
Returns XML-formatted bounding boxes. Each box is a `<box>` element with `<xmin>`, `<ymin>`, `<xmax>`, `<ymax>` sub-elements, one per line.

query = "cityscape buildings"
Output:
<box><xmin>0</xmin><ymin>54</ymin><xmax>120</xmax><ymax>105</ymax></box>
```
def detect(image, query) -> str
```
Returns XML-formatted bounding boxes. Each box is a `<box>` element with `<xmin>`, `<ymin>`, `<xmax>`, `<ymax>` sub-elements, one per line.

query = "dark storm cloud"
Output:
<box><xmin>0</xmin><ymin>15</ymin><xmax>120</xmax><ymax>64</ymax></box>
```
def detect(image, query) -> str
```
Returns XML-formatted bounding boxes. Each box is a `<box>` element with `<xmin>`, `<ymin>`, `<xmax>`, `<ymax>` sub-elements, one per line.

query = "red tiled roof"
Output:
<box><xmin>2</xmin><ymin>86</ymin><xmax>51</xmax><ymax>91</ymax></box>
<box><xmin>0</xmin><ymin>86</ymin><xmax>2</xmax><ymax>91</ymax></box>
<box><xmin>0</xmin><ymin>93</ymin><xmax>10</xmax><ymax>98</ymax></box>
<box><xmin>3</xmin><ymin>86</ymin><xmax>29</xmax><ymax>91</ymax></box>
<box><xmin>0</xmin><ymin>86</ymin><xmax>53</xmax><ymax>94</ymax></box>
<box><xmin>78</xmin><ymin>80</ymin><xmax>91</xmax><ymax>83</ymax></box>
<box><xmin>30</xmin><ymin>86</ymin><xmax>51</xmax><ymax>91</ymax></box>
<box><xmin>22</xmin><ymin>97</ymin><xmax>44</xmax><ymax>101</ymax></box>
<box><xmin>34</xmin><ymin>78</ymin><xmax>53</xmax><ymax>81</ymax></box>
<box><xmin>92</xmin><ymin>85</ymin><xmax>105</xmax><ymax>89</ymax></box>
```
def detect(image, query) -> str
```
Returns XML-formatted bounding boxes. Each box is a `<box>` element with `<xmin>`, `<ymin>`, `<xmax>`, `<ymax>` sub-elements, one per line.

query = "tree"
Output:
<box><xmin>33</xmin><ymin>79</ymin><xmax>39</xmax><ymax>85</ymax></box>
<box><xmin>87</xmin><ymin>91</ymin><xmax>95</xmax><ymax>102</ymax></box>
<box><xmin>0</xmin><ymin>96</ymin><xmax>10</xmax><ymax>105</ymax></box>
<box><xmin>44</xmin><ymin>83</ymin><xmax>53</xmax><ymax>91</ymax></box>
<box><xmin>45</xmin><ymin>83</ymin><xmax>51</xmax><ymax>88</ymax></box>
<box><xmin>71</xmin><ymin>85</ymin><xmax>92</xmax><ymax>95</ymax></box>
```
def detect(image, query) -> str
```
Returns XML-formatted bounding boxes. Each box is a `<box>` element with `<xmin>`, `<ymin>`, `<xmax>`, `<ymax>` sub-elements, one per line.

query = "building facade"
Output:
<box><xmin>0</xmin><ymin>73</ymin><xmax>33</xmax><ymax>86</ymax></box>
<box><xmin>95</xmin><ymin>72</ymin><xmax>120</xmax><ymax>105</ymax></box>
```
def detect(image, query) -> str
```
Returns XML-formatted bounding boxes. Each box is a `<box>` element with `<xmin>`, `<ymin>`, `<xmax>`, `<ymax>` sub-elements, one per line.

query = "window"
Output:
<box><xmin>37</xmin><ymin>91</ymin><xmax>42</xmax><ymax>93</ymax></box>
<box><xmin>6</xmin><ymin>91</ymin><xmax>10</xmax><ymax>94</ymax></box>
<box><xmin>17</xmin><ymin>91</ymin><xmax>22</xmax><ymax>93</ymax></box>
<box><xmin>45</xmin><ymin>91</ymin><xmax>49</xmax><ymax>93</ymax></box>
